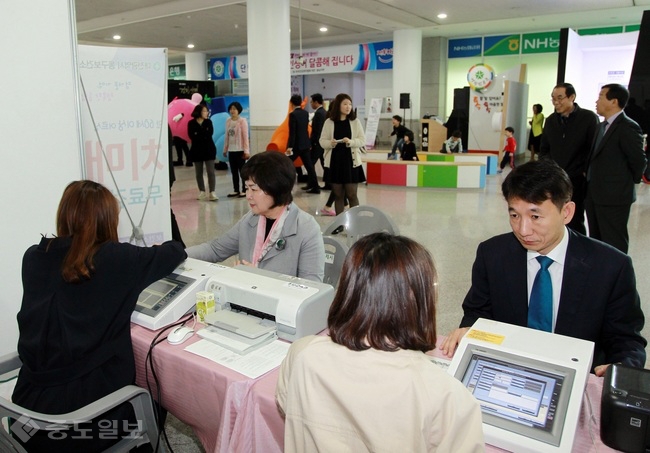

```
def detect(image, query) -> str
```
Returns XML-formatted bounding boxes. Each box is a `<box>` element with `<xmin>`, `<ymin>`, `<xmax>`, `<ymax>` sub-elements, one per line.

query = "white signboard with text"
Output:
<box><xmin>78</xmin><ymin>46</ymin><xmax>170</xmax><ymax>245</ymax></box>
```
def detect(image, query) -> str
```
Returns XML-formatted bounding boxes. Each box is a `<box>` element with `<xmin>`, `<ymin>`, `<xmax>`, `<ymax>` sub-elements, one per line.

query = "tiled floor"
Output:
<box><xmin>167</xmin><ymin>154</ymin><xmax>650</xmax><ymax>451</ymax></box>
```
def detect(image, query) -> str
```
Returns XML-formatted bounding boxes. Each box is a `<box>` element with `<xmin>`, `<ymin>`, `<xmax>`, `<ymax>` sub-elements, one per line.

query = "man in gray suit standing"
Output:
<box><xmin>586</xmin><ymin>83</ymin><xmax>647</xmax><ymax>254</ymax></box>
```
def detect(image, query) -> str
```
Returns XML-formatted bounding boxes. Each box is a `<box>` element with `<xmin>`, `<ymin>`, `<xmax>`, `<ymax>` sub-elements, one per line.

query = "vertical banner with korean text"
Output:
<box><xmin>364</xmin><ymin>98</ymin><xmax>384</xmax><ymax>150</ymax></box>
<box><xmin>78</xmin><ymin>46</ymin><xmax>170</xmax><ymax>245</ymax></box>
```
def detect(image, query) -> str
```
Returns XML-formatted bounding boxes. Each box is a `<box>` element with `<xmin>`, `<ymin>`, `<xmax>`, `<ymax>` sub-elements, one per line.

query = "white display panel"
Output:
<box><xmin>448</xmin><ymin>319</ymin><xmax>593</xmax><ymax>453</ymax></box>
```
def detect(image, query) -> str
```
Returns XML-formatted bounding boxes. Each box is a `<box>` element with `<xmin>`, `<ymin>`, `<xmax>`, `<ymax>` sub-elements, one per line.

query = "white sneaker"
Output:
<box><xmin>197</xmin><ymin>191</ymin><xmax>206</xmax><ymax>200</ymax></box>
<box><xmin>208</xmin><ymin>191</ymin><xmax>219</xmax><ymax>201</ymax></box>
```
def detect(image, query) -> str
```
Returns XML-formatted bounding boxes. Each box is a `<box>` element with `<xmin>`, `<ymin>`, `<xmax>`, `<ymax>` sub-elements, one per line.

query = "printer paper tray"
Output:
<box><xmin>197</xmin><ymin>325</ymin><xmax>277</xmax><ymax>355</ymax></box>
<box><xmin>204</xmin><ymin>310</ymin><xmax>276</xmax><ymax>339</ymax></box>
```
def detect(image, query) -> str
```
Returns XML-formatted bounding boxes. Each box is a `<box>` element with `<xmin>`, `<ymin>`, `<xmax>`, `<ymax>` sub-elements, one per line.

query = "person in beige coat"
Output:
<box><xmin>276</xmin><ymin>233</ymin><xmax>484</xmax><ymax>453</ymax></box>
<box><xmin>319</xmin><ymin>93</ymin><xmax>366</xmax><ymax>214</ymax></box>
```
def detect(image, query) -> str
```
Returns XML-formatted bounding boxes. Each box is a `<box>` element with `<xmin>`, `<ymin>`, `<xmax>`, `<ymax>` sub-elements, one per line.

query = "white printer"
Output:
<box><xmin>133</xmin><ymin>259</ymin><xmax>335</xmax><ymax>351</ymax></box>
<box><xmin>201</xmin><ymin>264</ymin><xmax>335</xmax><ymax>346</ymax></box>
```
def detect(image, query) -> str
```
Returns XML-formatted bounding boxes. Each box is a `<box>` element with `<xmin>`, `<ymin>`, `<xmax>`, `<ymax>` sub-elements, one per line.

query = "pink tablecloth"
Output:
<box><xmin>131</xmin><ymin>326</ymin><xmax>617</xmax><ymax>452</ymax></box>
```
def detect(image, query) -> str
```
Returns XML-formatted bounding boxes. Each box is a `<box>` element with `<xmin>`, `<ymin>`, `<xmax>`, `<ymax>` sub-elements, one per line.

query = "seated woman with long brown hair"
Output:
<box><xmin>276</xmin><ymin>232</ymin><xmax>484</xmax><ymax>452</ymax></box>
<box><xmin>12</xmin><ymin>180</ymin><xmax>186</xmax><ymax>452</ymax></box>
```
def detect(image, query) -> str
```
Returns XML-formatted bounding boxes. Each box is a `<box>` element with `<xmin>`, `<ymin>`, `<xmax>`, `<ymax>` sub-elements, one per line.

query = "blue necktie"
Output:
<box><xmin>528</xmin><ymin>256</ymin><xmax>553</xmax><ymax>332</ymax></box>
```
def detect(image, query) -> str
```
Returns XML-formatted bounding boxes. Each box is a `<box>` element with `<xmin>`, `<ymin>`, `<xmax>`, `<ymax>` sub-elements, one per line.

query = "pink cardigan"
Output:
<box><xmin>224</xmin><ymin>117</ymin><xmax>250</xmax><ymax>153</ymax></box>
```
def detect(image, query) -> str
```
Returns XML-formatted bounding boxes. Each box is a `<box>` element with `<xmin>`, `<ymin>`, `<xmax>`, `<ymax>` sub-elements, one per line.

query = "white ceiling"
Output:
<box><xmin>75</xmin><ymin>0</ymin><xmax>650</xmax><ymax>64</ymax></box>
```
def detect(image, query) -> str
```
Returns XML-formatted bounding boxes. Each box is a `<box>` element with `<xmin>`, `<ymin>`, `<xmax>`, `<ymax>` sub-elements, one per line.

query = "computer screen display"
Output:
<box><xmin>454</xmin><ymin>346</ymin><xmax>575</xmax><ymax>447</ymax></box>
<box><xmin>134</xmin><ymin>273</ymin><xmax>195</xmax><ymax>317</ymax></box>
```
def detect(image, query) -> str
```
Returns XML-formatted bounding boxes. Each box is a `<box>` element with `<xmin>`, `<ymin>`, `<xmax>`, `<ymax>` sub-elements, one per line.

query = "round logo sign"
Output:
<box><xmin>467</xmin><ymin>64</ymin><xmax>494</xmax><ymax>93</ymax></box>
<box><xmin>212</xmin><ymin>60</ymin><xmax>225</xmax><ymax>78</ymax></box>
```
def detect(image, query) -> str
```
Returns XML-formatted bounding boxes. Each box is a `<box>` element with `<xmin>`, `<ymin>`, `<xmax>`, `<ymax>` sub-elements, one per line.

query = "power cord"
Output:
<box><xmin>143</xmin><ymin>313</ymin><xmax>195</xmax><ymax>453</ymax></box>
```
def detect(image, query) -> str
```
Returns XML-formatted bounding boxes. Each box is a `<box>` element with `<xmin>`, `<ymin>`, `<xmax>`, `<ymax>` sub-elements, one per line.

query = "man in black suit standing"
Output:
<box><xmin>586</xmin><ymin>83</ymin><xmax>647</xmax><ymax>254</ymax></box>
<box><xmin>539</xmin><ymin>83</ymin><xmax>599</xmax><ymax>235</ymax></box>
<box><xmin>287</xmin><ymin>94</ymin><xmax>319</xmax><ymax>194</ymax></box>
<box><xmin>310</xmin><ymin>93</ymin><xmax>329</xmax><ymax>190</ymax></box>
<box><xmin>441</xmin><ymin>160</ymin><xmax>646</xmax><ymax>376</ymax></box>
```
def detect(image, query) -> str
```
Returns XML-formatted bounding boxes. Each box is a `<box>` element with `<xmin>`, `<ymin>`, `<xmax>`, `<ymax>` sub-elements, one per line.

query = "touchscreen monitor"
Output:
<box><xmin>453</xmin><ymin>346</ymin><xmax>575</xmax><ymax>447</ymax></box>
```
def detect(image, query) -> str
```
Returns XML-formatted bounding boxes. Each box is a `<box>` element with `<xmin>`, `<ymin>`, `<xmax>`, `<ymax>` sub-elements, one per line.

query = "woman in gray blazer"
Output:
<box><xmin>186</xmin><ymin>151</ymin><xmax>325</xmax><ymax>282</ymax></box>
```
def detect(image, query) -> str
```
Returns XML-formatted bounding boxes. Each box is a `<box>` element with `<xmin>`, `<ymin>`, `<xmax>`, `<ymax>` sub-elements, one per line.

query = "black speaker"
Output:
<box><xmin>453</xmin><ymin>87</ymin><xmax>469</xmax><ymax>112</ymax></box>
<box><xmin>399</xmin><ymin>93</ymin><xmax>410</xmax><ymax>109</ymax></box>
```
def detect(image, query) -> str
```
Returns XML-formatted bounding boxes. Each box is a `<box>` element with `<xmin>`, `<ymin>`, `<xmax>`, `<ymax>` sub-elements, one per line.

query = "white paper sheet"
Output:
<box><xmin>184</xmin><ymin>339</ymin><xmax>290</xmax><ymax>379</ymax></box>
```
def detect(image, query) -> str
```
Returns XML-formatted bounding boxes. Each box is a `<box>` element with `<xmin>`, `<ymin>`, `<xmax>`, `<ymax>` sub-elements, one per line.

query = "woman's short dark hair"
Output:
<box><xmin>327</xmin><ymin>93</ymin><xmax>357</xmax><ymax>121</ymax></box>
<box><xmin>328</xmin><ymin>233</ymin><xmax>438</xmax><ymax>352</ymax></box>
<box><xmin>241</xmin><ymin>151</ymin><xmax>295</xmax><ymax>207</ymax></box>
<box><xmin>56</xmin><ymin>180</ymin><xmax>119</xmax><ymax>283</ymax></box>
<box><xmin>533</xmin><ymin>103</ymin><xmax>543</xmax><ymax>113</ymax></box>
<box><xmin>227</xmin><ymin>101</ymin><xmax>243</xmax><ymax>114</ymax></box>
<box><xmin>191</xmin><ymin>104</ymin><xmax>207</xmax><ymax>119</ymax></box>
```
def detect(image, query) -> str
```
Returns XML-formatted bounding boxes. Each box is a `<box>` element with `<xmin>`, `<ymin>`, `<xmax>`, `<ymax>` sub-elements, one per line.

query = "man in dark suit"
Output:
<box><xmin>586</xmin><ymin>83</ymin><xmax>647</xmax><ymax>254</ymax></box>
<box><xmin>287</xmin><ymin>94</ymin><xmax>319</xmax><ymax>194</ymax></box>
<box><xmin>441</xmin><ymin>160</ymin><xmax>646</xmax><ymax>376</ymax></box>
<box><xmin>310</xmin><ymin>93</ymin><xmax>329</xmax><ymax>190</ymax></box>
<box><xmin>539</xmin><ymin>83</ymin><xmax>600</xmax><ymax>235</ymax></box>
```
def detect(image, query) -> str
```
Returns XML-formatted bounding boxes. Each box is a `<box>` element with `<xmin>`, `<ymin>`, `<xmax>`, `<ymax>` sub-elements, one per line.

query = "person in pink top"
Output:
<box><xmin>224</xmin><ymin>101</ymin><xmax>250</xmax><ymax>198</ymax></box>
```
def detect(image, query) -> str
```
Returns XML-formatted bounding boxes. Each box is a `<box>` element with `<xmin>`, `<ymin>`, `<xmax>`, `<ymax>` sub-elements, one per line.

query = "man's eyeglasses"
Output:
<box><xmin>551</xmin><ymin>95</ymin><xmax>568</xmax><ymax>103</ymax></box>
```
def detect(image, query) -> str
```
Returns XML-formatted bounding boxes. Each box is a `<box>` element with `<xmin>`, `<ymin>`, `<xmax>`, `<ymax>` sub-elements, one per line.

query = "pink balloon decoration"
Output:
<box><xmin>167</xmin><ymin>95</ymin><xmax>201</xmax><ymax>143</ymax></box>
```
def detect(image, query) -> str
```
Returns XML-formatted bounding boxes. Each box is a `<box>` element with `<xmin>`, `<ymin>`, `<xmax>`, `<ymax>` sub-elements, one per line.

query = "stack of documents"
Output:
<box><xmin>197</xmin><ymin>325</ymin><xmax>276</xmax><ymax>355</ymax></box>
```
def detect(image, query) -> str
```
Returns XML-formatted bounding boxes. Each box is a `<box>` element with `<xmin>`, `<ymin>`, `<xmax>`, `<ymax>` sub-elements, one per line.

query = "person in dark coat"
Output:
<box><xmin>400</xmin><ymin>132</ymin><xmax>418</xmax><ymax>161</ymax></box>
<box><xmin>188</xmin><ymin>104</ymin><xmax>218</xmax><ymax>201</ymax></box>
<box><xmin>586</xmin><ymin>83</ymin><xmax>647</xmax><ymax>253</ymax></box>
<box><xmin>539</xmin><ymin>82</ymin><xmax>599</xmax><ymax>235</ymax></box>
<box><xmin>12</xmin><ymin>180</ymin><xmax>186</xmax><ymax>452</ymax></box>
<box><xmin>287</xmin><ymin>94</ymin><xmax>319</xmax><ymax>193</ymax></box>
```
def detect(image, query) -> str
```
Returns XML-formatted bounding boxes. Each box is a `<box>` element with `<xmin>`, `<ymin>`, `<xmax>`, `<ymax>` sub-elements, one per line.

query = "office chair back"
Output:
<box><xmin>322</xmin><ymin>235</ymin><xmax>349</xmax><ymax>288</ymax></box>
<box><xmin>0</xmin><ymin>352</ymin><xmax>164</xmax><ymax>453</ymax></box>
<box><xmin>322</xmin><ymin>205</ymin><xmax>400</xmax><ymax>247</ymax></box>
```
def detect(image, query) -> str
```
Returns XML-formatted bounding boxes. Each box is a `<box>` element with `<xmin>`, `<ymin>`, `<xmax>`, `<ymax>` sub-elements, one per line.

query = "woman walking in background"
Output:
<box><xmin>319</xmin><ymin>93</ymin><xmax>366</xmax><ymax>215</ymax></box>
<box><xmin>224</xmin><ymin>101</ymin><xmax>250</xmax><ymax>198</ymax></box>
<box><xmin>188</xmin><ymin>104</ymin><xmax>218</xmax><ymax>201</ymax></box>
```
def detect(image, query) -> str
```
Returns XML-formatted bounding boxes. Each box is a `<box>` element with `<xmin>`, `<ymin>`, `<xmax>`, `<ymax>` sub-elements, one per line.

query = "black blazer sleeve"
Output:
<box><xmin>460</xmin><ymin>234</ymin><xmax>529</xmax><ymax>328</ymax></box>
<box><xmin>311</xmin><ymin>108</ymin><xmax>326</xmax><ymax>146</ymax></box>
<box><xmin>555</xmin><ymin>232</ymin><xmax>646</xmax><ymax>368</ymax></box>
<box><xmin>287</xmin><ymin>111</ymin><xmax>296</xmax><ymax>149</ymax></box>
<box><xmin>589</xmin><ymin>113</ymin><xmax>646</xmax><ymax>205</ymax></box>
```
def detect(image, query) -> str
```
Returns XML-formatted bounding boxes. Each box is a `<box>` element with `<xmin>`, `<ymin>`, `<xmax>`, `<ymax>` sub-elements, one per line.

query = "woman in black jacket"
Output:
<box><xmin>12</xmin><ymin>180</ymin><xmax>186</xmax><ymax>452</ymax></box>
<box><xmin>188</xmin><ymin>104</ymin><xmax>218</xmax><ymax>201</ymax></box>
